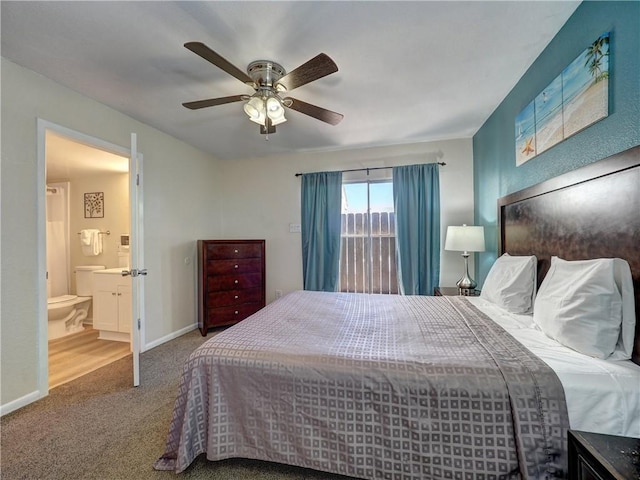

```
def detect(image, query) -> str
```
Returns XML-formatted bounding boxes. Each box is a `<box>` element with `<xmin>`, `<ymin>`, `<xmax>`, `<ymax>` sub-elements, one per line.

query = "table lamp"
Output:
<box><xmin>444</xmin><ymin>224</ymin><xmax>485</xmax><ymax>291</ymax></box>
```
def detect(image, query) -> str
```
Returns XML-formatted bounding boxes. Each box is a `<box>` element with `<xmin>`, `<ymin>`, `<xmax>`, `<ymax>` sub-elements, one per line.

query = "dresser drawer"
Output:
<box><xmin>207</xmin><ymin>288</ymin><xmax>263</xmax><ymax>307</ymax></box>
<box><xmin>207</xmin><ymin>258</ymin><xmax>262</xmax><ymax>275</ymax></box>
<box><xmin>206</xmin><ymin>272</ymin><xmax>263</xmax><ymax>292</ymax></box>
<box><xmin>207</xmin><ymin>273</ymin><xmax>263</xmax><ymax>291</ymax></box>
<box><xmin>206</xmin><ymin>302</ymin><xmax>263</xmax><ymax>326</ymax></box>
<box><xmin>206</xmin><ymin>242</ymin><xmax>263</xmax><ymax>259</ymax></box>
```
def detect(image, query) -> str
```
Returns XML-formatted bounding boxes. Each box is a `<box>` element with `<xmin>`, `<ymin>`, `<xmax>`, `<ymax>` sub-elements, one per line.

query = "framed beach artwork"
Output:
<box><xmin>516</xmin><ymin>32</ymin><xmax>610</xmax><ymax>166</ymax></box>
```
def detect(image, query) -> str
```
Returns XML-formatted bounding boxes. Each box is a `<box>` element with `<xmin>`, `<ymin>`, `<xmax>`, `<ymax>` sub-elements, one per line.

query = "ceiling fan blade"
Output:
<box><xmin>184</xmin><ymin>42</ymin><xmax>254</xmax><ymax>86</ymax></box>
<box><xmin>182</xmin><ymin>95</ymin><xmax>246</xmax><ymax>110</ymax></box>
<box><xmin>277</xmin><ymin>53</ymin><xmax>338</xmax><ymax>92</ymax></box>
<box><xmin>284</xmin><ymin>97</ymin><xmax>344</xmax><ymax>126</ymax></box>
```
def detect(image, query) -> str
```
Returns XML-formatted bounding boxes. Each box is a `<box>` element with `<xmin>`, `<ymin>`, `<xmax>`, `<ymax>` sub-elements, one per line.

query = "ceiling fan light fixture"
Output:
<box><xmin>268</xmin><ymin>111</ymin><xmax>287</xmax><ymax>126</ymax></box>
<box><xmin>182</xmin><ymin>43</ymin><xmax>343</xmax><ymax>134</ymax></box>
<box><xmin>266</xmin><ymin>96</ymin><xmax>282</xmax><ymax>113</ymax></box>
<box><xmin>249</xmin><ymin>115</ymin><xmax>266</xmax><ymax>126</ymax></box>
<box><xmin>243</xmin><ymin>96</ymin><xmax>265</xmax><ymax>121</ymax></box>
<box><xmin>266</xmin><ymin>95</ymin><xmax>287</xmax><ymax>125</ymax></box>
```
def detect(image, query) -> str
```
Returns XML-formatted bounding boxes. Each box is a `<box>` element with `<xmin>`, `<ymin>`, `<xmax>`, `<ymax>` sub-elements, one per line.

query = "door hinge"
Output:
<box><xmin>136</xmin><ymin>173</ymin><xmax>140</xmax><ymax>186</ymax></box>
<box><xmin>138</xmin><ymin>318</ymin><xmax>141</xmax><ymax>330</ymax></box>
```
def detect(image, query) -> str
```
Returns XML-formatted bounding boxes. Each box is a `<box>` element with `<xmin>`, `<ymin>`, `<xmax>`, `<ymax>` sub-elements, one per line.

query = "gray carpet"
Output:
<box><xmin>0</xmin><ymin>329</ymin><xmax>355</xmax><ymax>480</ymax></box>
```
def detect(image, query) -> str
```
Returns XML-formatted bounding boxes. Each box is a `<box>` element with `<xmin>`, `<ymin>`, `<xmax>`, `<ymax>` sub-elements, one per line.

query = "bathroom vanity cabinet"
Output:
<box><xmin>93</xmin><ymin>269</ymin><xmax>132</xmax><ymax>343</ymax></box>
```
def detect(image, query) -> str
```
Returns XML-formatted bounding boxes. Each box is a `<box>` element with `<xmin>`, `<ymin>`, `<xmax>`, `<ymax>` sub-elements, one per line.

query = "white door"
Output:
<box><xmin>37</xmin><ymin>120</ymin><xmax>145</xmax><ymax>397</ymax></box>
<box><xmin>128</xmin><ymin>133</ymin><xmax>144</xmax><ymax>386</ymax></box>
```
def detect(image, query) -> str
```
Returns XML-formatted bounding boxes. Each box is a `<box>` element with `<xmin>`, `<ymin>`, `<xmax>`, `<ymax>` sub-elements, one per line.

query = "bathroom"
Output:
<box><xmin>46</xmin><ymin>130</ymin><xmax>131</xmax><ymax>388</ymax></box>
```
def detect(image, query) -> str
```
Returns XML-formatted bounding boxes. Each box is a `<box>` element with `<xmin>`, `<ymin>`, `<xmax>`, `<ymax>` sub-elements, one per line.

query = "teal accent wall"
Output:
<box><xmin>473</xmin><ymin>1</ymin><xmax>640</xmax><ymax>284</ymax></box>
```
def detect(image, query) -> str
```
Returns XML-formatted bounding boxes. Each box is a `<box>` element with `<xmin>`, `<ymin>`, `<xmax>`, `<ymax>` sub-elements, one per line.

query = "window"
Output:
<box><xmin>340</xmin><ymin>181</ymin><xmax>398</xmax><ymax>294</ymax></box>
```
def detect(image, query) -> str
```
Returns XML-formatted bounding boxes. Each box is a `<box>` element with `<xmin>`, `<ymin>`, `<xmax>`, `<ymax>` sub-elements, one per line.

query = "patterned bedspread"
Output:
<box><xmin>155</xmin><ymin>291</ymin><xmax>569</xmax><ymax>479</ymax></box>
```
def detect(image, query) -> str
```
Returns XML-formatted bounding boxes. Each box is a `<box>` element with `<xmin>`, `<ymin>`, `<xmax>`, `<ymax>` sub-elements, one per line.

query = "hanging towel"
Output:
<box><xmin>80</xmin><ymin>229</ymin><xmax>102</xmax><ymax>256</ymax></box>
<box><xmin>80</xmin><ymin>229</ymin><xmax>93</xmax><ymax>246</ymax></box>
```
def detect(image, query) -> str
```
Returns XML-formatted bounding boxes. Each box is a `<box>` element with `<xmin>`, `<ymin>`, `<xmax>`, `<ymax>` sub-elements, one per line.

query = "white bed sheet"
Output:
<box><xmin>467</xmin><ymin>297</ymin><xmax>640</xmax><ymax>438</ymax></box>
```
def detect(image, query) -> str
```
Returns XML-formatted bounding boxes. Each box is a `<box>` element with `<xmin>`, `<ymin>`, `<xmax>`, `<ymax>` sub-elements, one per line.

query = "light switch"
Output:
<box><xmin>289</xmin><ymin>223</ymin><xmax>301</xmax><ymax>233</ymax></box>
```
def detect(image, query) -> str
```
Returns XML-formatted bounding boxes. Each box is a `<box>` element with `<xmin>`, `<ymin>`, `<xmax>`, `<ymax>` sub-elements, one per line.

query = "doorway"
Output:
<box><xmin>37</xmin><ymin>120</ymin><xmax>140</xmax><ymax>395</ymax></box>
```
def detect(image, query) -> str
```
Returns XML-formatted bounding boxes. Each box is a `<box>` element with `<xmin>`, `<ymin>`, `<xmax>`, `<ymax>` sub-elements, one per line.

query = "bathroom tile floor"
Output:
<box><xmin>48</xmin><ymin>326</ymin><xmax>131</xmax><ymax>389</ymax></box>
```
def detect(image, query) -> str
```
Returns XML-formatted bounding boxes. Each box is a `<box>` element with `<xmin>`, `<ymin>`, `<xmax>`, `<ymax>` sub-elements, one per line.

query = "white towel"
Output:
<box><xmin>80</xmin><ymin>229</ymin><xmax>102</xmax><ymax>256</ymax></box>
<box><xmin>80</xmin><ymin>229</ymin><xmax>92</xmax><ymax>246</ymax></box>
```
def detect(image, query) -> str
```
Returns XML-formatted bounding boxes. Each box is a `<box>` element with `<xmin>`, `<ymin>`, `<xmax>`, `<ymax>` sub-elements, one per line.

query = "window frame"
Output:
<box><xmin>340</xmin><ymin>177</ymin><xmax>396</xmax><ymax>294</ymax></box>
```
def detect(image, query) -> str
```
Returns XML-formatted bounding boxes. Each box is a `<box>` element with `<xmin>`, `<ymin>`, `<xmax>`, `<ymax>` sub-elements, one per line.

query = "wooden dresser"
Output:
<box><xmin>197</xmin><ymin>239</ymin><xmax>265</xmax><ymax>336</ymax></box>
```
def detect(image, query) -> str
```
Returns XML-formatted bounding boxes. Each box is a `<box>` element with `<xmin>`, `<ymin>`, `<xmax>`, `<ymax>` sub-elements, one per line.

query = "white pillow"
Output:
<box><xmin>480</xmin><ymin>253</ymin><xmax>537</xmax><ymax>314</ymax></box>
<box><xmin>533</xmin><ymin>257</ymin><xmax>626</xmax><ymax>359</ymax></box>
<box><xmin>610</xmin><ymin>258</ymin><xmax>636</xmax><ymax>360</ymax></box>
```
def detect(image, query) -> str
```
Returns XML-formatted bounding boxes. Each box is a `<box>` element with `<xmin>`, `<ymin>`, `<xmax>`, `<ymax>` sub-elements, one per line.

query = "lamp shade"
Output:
<box><xmin>266</xmin><ymin>96</ymin><xmax>283</xmax><ymax>114</ymax></box>
<box><xmin>445</xmin><ymin>225</ymin><xmax>485</xmax><ymax>253</ymax></box>
<box><xmin>244</xmin><ymin>96</ymin><xmax>266</xmax><ymax>125</ymax></box>
<box><xmin>266</xmin><ymin>96</ymin><xmax>287</xmax><ymax>125</ymax></box>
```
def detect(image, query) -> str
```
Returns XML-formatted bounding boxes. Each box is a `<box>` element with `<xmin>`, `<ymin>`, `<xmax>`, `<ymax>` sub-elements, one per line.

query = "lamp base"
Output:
<box><xmin>456</xmin><ymin>253</ymin><xmax>477</xmax><ymax>290</ymax></box>
<box><xmin>455</xmin><ymin>275</ymin><xmax>477</xmax><ymax>290</ymax></box>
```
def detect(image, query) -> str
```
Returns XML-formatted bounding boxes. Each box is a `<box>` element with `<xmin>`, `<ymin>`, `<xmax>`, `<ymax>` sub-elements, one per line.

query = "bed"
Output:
<box><xmin>155</xmin><ymin>145</ymin><xmax>640</xmax><ymax>479</ymax></box>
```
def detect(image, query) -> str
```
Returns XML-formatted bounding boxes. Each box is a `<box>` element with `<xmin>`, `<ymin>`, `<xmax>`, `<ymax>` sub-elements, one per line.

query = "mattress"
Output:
<box><xmin>468</xmin><ymin>297</ymin><xmax>640</xmax><ymax>438</ymax></box>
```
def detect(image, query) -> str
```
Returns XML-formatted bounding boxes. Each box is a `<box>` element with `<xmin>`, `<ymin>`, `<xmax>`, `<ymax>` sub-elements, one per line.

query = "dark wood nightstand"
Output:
<box><xmin>434</xmin><ymin>287</ymin><xmax>480</xmax><ymax>296</ymax></box>
<box><xmin>568</xmin><ymin>430</ymin><xmax>640</xmax><ymax>480</ymax></box>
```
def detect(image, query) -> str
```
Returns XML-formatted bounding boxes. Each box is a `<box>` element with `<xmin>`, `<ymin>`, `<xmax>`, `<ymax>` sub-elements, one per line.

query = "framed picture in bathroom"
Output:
<box><xmin>84</xmin><ymin>192</ymin><xmax>104</xmax><ymax>218</ymax></box>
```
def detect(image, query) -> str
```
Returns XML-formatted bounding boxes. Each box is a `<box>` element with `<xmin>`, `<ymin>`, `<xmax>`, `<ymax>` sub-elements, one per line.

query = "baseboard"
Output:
<box><xmin>143</xmin><ymin>323</ymin><xmax>198</xmax><ymax>352</ymax></box>
<box><xmin>0</xmin><ymin>389</ymin><xmax>43</xmax><ymax>417</ymax></box>
<box><xmin>2</xmin><ymin>324</ymin><xmax>198</xmax><ymax>415</ymax></box>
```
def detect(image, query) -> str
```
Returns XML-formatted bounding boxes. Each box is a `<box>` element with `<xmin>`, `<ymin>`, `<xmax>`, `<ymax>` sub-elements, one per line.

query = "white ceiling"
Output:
<box><xmin>2</xmin><ymin>1</ymin><xmax>580</xmax><ymax>163</ymax></box>
<box><xmin>45</xmin><ymin>132</ymin><xmax>129</xmax><ymax>182</ymax></box>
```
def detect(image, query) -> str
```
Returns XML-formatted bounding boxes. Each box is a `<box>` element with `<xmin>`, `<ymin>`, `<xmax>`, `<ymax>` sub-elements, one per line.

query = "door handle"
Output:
<box><xmin>121</xmin><ymin>268</ymin><xmax>148</xmax><ymax>277</ymax></box>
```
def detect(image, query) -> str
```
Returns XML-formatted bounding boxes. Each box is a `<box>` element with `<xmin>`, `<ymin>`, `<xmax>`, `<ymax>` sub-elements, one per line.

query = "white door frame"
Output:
<box><xmin>129</xmin><ymin>133</ymin><xmax>142</xmax><ymax>386</ymax></box>
<box><xmin>36</xmin><ymin>119</ymin><xmax>144</xmax><ymax>396</ymax></box>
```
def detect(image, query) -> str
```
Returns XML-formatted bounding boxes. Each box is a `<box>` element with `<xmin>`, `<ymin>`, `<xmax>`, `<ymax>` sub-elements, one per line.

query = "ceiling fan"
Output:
<box><xmin>182</xmin><ymin>42</ymin><xmax>344</xmax><ymax>135</ymax></box>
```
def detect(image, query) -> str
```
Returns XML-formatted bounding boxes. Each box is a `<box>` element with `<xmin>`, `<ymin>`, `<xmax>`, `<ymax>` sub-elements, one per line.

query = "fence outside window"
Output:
<box><xmin>339</xmin><ymin>211</ymin><xmax>398</xmax><ymax>294</ymax></box>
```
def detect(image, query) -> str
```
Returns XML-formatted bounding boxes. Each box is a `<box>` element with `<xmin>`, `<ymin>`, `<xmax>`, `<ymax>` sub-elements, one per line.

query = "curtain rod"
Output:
<box><xmin>294</xmin><ymin>162</ymin><xmax>445</xmax><ymax>177</ymax></box>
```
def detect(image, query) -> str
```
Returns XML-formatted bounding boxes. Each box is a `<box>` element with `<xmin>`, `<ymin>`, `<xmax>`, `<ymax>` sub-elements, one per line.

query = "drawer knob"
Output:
<box><xmin>234</xmin><ymin>280</ymin><xmax>239</xmax><ymax>284</ymax></box>
<box><xmin>234</xmin><ymin>264</ymin><xmax>239</xmax><ymax>269</ymax></box>
<box><xmin>234</xmin><ymin>249</ymin><xmax>239</xmax><ymax>253</ymax></box>
<box><xmin>234</xmin><ymin>295</ymin><xmax>239</xmax><ymax>299</ymax></box>
<box><xmin>234</xmin><ymin>310</ymin><xmax>239</xmax><ymax>315</ymax></box>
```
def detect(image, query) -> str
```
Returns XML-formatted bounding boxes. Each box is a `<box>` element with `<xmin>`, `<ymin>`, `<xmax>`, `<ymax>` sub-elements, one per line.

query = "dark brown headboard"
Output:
<box><xmin>497</xmin><ymin>145</ymin><xmax>640</xmax><ymax>365</ymax></box>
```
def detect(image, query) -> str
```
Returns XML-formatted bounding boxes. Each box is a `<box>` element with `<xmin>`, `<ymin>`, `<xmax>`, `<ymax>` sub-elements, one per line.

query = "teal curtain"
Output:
<box><xmin>301</xmin><ymin>171</ymin><xmax>343</xmax><ymax>291</ymax></box>
<box><xmin>393</xmin><ymin>164</ymin><xmax>440</xmax><ymax>295</ymax></box>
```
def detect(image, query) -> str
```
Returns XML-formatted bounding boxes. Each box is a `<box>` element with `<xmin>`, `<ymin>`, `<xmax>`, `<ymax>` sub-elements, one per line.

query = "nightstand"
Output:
<box><xmin>568</xmin><ymin>430</ymin><xmax>640</xmax><ymax>480</ymax></box>
<box><xmin>434</xmin><ymin>287</ymin><xmax>480</xmax><ymax>296</ymax></box>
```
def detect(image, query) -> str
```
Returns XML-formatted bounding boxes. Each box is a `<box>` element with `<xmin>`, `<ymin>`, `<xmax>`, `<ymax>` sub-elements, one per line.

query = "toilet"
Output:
<box><xmin>47</xmin><ymin>265</ymin><xmax>105</xmax><ymax>340</ymax></box>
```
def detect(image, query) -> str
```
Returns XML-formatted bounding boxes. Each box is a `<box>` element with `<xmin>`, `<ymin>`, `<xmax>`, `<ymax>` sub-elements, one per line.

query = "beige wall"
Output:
<box><xmin>64</xmin><ymin>173</ymin><xmax>130</xmax><ymax>290</ymax></box>
<box><xmin>218</xmin><ymin>139</ymin><xmax>475</xmax><ymax>302</ymax></box>
<box><xmin>1</xmin><ymin>56</ymin><xmax>476</xmax><ymax>413</ymax></box>
<box><xmin>1</xmin><ymin>58</ymin><xmax>223</xmax><ymax>411</ymax></box>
